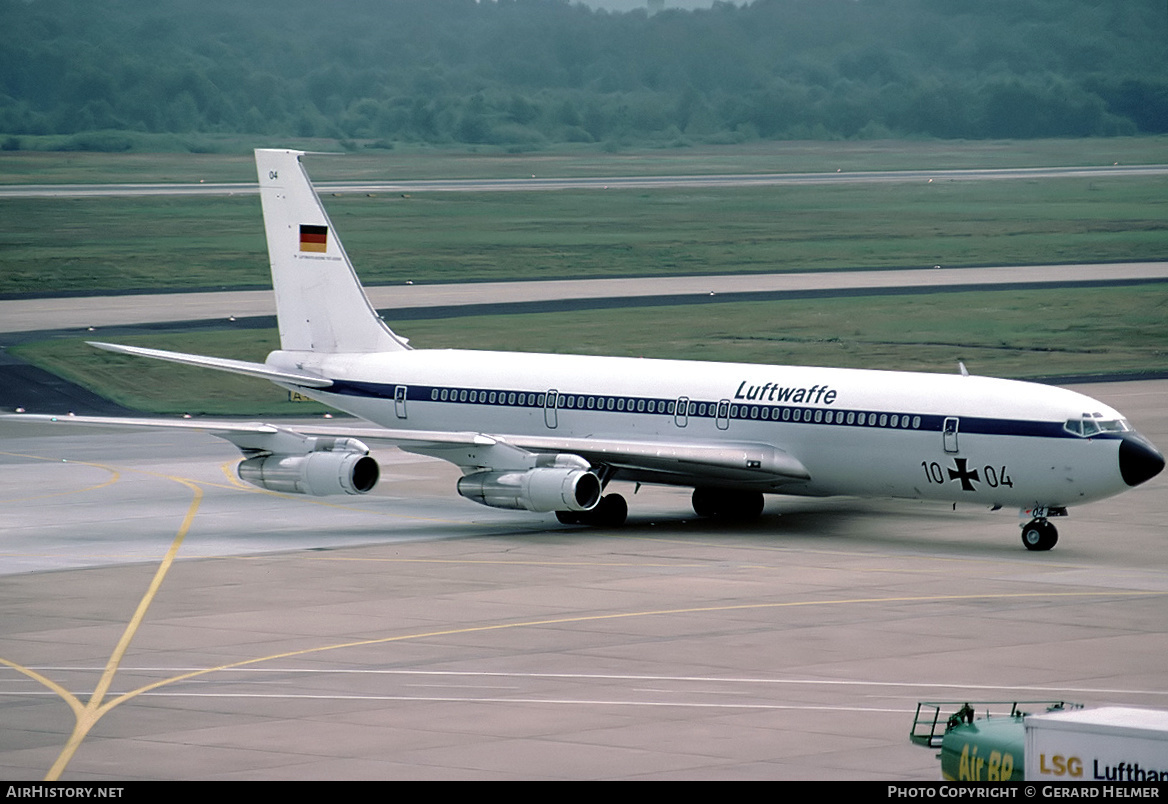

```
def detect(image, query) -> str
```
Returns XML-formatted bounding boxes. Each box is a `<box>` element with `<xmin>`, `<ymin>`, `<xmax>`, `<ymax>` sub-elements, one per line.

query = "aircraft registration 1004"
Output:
<box><xmin>7</xmin><ymin>149</ymin><xmax>1163</xmax><ymax>551</ymax></box>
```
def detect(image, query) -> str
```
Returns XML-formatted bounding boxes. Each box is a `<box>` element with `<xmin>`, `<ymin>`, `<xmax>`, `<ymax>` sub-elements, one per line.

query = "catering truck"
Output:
<box><xmin>1025</xmin><ymin>706</ymin><xmax>1168</xmax><ymax>782</ymax></box>
<box><xmin>912</xmin><ymin>703</ymin><xmax>1168</xmax><ymax>782</ymax></box>
<box><xmin>911</xmin><ymin>701</ymin><xmax>1071</xmax><ymax>781</ymax></box>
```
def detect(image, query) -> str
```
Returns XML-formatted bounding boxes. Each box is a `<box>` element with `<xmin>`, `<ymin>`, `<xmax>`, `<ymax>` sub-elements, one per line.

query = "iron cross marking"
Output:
<box><xmin>948</xmin><ymin>458</ymin><xmax>981</xmax><ymax>491</ymax></box>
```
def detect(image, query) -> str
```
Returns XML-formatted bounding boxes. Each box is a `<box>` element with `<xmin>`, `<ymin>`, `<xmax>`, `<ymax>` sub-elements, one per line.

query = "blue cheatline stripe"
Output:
<box><xmin>322</xmin><ymin>379</ymin><xmax>1098</xmax><ymax>441</ymax></box>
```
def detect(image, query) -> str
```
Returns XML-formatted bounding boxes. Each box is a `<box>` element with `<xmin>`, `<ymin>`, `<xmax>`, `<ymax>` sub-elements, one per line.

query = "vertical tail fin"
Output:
<box><xmin>255</xmin><ymin>149</ymin><xmax>408</xmax><ymax>353</ymax></box>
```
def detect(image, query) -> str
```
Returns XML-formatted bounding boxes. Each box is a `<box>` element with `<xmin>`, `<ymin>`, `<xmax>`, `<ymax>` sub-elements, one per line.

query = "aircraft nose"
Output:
<box><xmin>1119</xmin><ymin>433</ymin><xmax>1166</xmax><ymax>487</ymax></box>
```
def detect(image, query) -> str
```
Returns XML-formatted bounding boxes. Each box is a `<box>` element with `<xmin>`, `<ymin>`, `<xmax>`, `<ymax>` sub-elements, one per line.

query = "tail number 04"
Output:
<box><xmin>922</xmin><ymin>461</ymin><xmax>1013</xmax><ymax>487</ymax></box>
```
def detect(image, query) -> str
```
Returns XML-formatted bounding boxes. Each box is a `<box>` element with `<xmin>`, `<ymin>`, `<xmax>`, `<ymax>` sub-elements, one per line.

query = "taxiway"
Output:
<box><xmin>3</xmin><ymin>163</ymin><xmax>1165</xmax><ymax>199</ymax></box>
<box><xmin>1</xmin><ymin>381</ymin><xmax>1164</xmax><ymax>780</ymax></box>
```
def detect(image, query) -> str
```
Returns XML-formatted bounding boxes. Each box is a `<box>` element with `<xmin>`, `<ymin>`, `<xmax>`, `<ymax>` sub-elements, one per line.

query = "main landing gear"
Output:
<box><xmin>691</xmin><ymin>487</ymin><xmax>765</xmax><ymax>522</ymax></box>
<box><xmin>556</xmin><ymin>486</ymin><xmax>768</xmax><ymax>528</ymax></box>
<box><xmin>556</xmin><ymin>493</ymin><xmax>628</xmax><ymax>527</ymax></box>
<box><xmin>1020</xmin><ymin>506</ymin><xmax>1066</xmax><ymax>551</ymax></box>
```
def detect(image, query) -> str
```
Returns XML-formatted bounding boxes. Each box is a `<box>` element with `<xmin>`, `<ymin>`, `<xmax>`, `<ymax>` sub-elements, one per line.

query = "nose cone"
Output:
<box><xmin>1120</xmin><ymin>434</ymin><xmax>1166</xmax><ymax>487</ymax></box>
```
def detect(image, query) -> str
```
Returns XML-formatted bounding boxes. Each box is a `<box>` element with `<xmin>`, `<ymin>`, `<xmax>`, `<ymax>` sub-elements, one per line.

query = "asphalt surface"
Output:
<box><xmin>5</xmin><ymin>262</ymin><xmax>1167</xmax><ymax>334</ymax></box>
<box><xmin>5</xmin><ymin>262</ymin><xmax>1167</xmax><ymax>417</ymax></box>
<box><xmin>1</xmin><ymin>163</ymin><xmax>1165</xmax><ymax>779</ymax></box>
<box><xmin>2</xmin><ymin>163</ymin><xmax>1166</xmax><ymax>198</ymax></box>
<box><xmin>0</xmin><ymin>380</ymin><xmax>1164</xmax><ymax>780</ymax></box>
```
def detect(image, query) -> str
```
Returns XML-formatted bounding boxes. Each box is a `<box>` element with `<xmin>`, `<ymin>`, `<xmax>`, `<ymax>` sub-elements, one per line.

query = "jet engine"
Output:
<box><xmin>237</xmin><ymin>437</ymin><xmax>379</xmax><ymax>496</ymax></box>
<box><xmin>457</xmin><ymin>466</ymin><xmax>602</xmax><ymax>512</ymax></box>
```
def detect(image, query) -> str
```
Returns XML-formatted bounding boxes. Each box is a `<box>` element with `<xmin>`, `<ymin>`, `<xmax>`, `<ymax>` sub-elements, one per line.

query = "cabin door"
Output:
<box><xmin>716</xmin><ymin>399</ymin><xmax>730</xmax><ymax>430</ymax></box>
<box><xmin>544</xmin><ymin>389</ymin><xmax>558</xmax><ymax>429</ymax></box>
<box><xmin>943</xmin><ymin>417</ymin><xmax>960</xmax><ymax>453</ymax></box>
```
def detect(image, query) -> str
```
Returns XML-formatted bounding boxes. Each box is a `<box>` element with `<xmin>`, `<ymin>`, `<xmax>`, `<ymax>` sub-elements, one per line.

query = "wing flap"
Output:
<box><xmin>502</xmin><ymin>434</ymin><xmax>809</xmax><ymax>481</ymax></box>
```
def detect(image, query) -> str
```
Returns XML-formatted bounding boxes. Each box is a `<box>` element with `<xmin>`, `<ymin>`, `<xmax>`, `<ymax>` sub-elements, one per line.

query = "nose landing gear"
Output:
<box><xmin>1021</xmin><ymin>518</ymin><xmax>1058</xmax><ymax>551</ymax></box>
<box><xmin>1020</xmin><ymin>506</ymin><xmax>1066</xmax><ymax>551</ymax></box>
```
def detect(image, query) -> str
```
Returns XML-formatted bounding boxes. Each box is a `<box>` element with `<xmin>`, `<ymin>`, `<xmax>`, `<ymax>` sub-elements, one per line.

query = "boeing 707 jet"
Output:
<box><xmin>8</xmin><ymin>149</ymin><xmax>1163</xmax><ymax>550</ymax></box>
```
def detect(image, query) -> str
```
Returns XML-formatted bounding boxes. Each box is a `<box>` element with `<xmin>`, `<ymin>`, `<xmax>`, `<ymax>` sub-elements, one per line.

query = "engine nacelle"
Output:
<box><xmin>238</xmin><ymin>446</ymin><xmax>380</xmax><ymax>496</ymax></box>
<box><xmin>457</xmin><ymin>466</ymin><xmax>602</xmax><ymax>512</ymax></box>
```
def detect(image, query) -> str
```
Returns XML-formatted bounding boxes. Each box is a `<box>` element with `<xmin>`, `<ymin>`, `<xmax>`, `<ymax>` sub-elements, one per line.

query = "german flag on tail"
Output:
<box><xmin>299</xmin><ymin>224</ymin><xmax>328</xmax><ymax>253</ymax></box>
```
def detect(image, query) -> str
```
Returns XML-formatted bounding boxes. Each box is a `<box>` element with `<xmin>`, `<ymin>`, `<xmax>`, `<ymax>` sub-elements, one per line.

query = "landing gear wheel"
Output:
<box><xmin>559</xmin><ymin>495</ymin><xmax>629</xmax><ymax>528</ymax></box>
<box><xmin>587</xmin><ymin>493</ymin><xmax>628</xmax><ymax>528</ymax></box>
<box><xmin>692</xmin><ymin>487</ymin><xmax>719</xmax><ymax>518</ymax></box>
<box><xmin>1021</xmin><ymin>518</ymin><xmax>1058</xmax><ymax>551</ymax></box>
<box><xmin>692</xmin><ymin>488</ymin><xmax>765</xmax><ymax>522</ymax></box>
<box><xmin>732</xmin><ymin>490</ymin><xmax>766</xmax><ymax>522</ymax></box>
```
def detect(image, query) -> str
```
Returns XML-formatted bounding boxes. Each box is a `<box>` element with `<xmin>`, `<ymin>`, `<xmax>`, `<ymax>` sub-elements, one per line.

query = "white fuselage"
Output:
<box><xmin>271</xmin><ymin>348</ymin><xmax>1134</xmax><ymax>509</ymax></box>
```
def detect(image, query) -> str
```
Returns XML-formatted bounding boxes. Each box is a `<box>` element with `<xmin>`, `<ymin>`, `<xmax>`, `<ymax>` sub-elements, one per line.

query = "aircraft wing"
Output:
<box><xmin>0</xmin><ymin>414</ymin><xmax>810</xmax><ymax>486</ymax></box>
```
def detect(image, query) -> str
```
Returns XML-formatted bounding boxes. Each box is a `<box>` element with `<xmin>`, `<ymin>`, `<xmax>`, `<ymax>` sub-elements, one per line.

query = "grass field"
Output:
<box><xmin>3</xmin><ymin>175</ymin><xmax>1166</xmax><ymax>294</ymax></box>
<box><xmin>2</xmin><ymin>138</ymin><xmax>1167</xmax><ymax>295</ymax></box>
<box><xmin>5</xmin><ymin>138</ymin><xmax>1165</xmax><ymax>416</ymax></box>
<box><xmin>13</xmin><ymin>284</ymin><xmax>1167</xmax><ymax>415</ymax></box>
<box><xmin>3</xmin><ymin>136</ymin><xmax>1167</xmax><ymax>184</ymax></box>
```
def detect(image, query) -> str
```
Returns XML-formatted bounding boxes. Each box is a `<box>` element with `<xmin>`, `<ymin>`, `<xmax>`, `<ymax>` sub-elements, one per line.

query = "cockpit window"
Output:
<box><xmin>1064</xmin><ymin>415</ymin><xmax>1130</xmax><ymax>437</ymax></box>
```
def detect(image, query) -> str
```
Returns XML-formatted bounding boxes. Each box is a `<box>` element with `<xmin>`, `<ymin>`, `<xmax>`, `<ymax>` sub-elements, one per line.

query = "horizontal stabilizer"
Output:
<box><xmin>0</xmin><ymin>412</ymin><xmax>279</xmax><ymax>434</ymax></box>
<box><xmin>88</xmin><ymin>341</ymin><xmax>333</xmax><ymax>387</ymax></box>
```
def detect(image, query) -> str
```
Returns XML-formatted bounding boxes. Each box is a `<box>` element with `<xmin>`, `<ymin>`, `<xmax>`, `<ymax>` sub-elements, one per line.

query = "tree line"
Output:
<box><xmin>1</xmin><ymin>0</ymin><xmax>1165</xmax><ymax>150</ymax></box>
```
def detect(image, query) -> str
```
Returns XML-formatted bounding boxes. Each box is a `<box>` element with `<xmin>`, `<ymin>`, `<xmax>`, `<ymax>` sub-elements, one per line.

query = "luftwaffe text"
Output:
<box><xmin>734</xmin><ymin>381</ymin><xmax>837</xmax><ymax>405</ymax></box>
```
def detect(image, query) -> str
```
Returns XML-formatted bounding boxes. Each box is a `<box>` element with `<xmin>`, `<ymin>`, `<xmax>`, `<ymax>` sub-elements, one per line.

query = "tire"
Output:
<box><xmin>692</xmin><ymin>487</ymin><xmax>718</xmax><ymax>518</ymax></box>
<box><xmin>692</xmin><ymin>488</ymin><xmax>764</xmax><ymax>522</ymax></box>
<box><xmin>729</xmin><ymin>490</ymin><xmax>765</xmax><ymax>522</ymax></box>
<box><xmin>591</xmin><ymin>493</ymin><xmax>628</xmax><ymax>527</ymax></box>
<box><xmin>1021</xmin><ymin>519</ymin><xmax>1058</xmax><ymax>551</ymax></box>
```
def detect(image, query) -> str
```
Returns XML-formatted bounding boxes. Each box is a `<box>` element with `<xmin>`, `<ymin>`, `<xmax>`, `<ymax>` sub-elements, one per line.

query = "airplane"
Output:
<box><xmin>5</xmin><ymin>148</ymin><xmax>1163</xmax><ymax>551</ymax></box>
